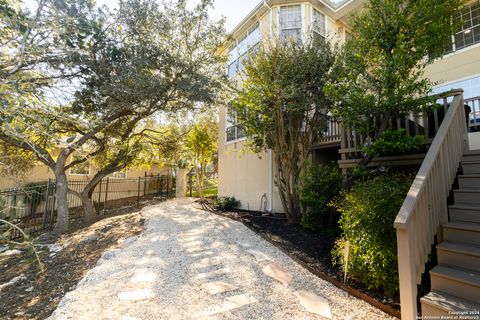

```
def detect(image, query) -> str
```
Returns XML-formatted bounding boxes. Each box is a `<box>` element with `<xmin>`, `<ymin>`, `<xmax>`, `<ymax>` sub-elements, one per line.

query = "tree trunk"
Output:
<box><xmin>53</xmin><ymin>169</ymin><xmax>69</xmax><ymax>236</ymax></box>
<box><xmin>80</xmin><ymin>191</ymin><xmax>97</xmax><ymax>223</ymax></box>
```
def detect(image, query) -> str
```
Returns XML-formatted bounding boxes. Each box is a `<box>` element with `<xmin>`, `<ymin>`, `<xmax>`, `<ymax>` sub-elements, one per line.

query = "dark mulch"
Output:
<box><xmin>0</xmin><ymin>198</ymin><xmax>162</xmax><ymax>320</ymax></box>
<box><xmin>217</xmin><ymin>209</ymin><xmax>401</xmax><ymax>315</ymax></box>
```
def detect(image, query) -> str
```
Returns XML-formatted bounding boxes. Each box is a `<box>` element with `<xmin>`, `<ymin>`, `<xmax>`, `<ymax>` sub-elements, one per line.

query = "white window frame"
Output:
<box><xmin>312</xmin><ymin>8</ymin><xmax>327</xmax><ymax>43</ymax></box>
<box><xmin>69</xmin><ymin>155</ymin><xmax>91</xmax><ymax>176</ymax></box>
<box><xmin>278</xmin><ymin>4</ymin><xmax>304</xmax><ymax>44</ymax></box>
<box><xmin>445</xmin><ymin>1</ymin><xmax>480</xmax><ymax>54</ymax></box>
<box><xmin>225</xmin><ymin>105</ymin><xmax>246</xmax><ymax>144</ymax></box>
<box><xmin>227</xmin><ymin>22</ymin><xmax>261</xmax><ymax>78</ymax></box>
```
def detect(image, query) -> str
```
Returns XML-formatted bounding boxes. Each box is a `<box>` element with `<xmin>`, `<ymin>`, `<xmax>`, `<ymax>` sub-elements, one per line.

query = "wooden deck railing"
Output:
<box><xmin>337</xmin><ymin>92</ymin><xmax>463</xmax><ymax>163</ymax></box>
<box><xmin>465</xmin><ymin>96</ymin><xmax>480</xmax><ymax>129</ymax></box>
<box><xmin>394</xmin><ymin>90</ymin><xmax>468</xmax><ymax>320</ymax></box>
<box><xmin>316</xmin><ymin>117</ymin><xmax>342</xmax><ymax>146</ymax></box>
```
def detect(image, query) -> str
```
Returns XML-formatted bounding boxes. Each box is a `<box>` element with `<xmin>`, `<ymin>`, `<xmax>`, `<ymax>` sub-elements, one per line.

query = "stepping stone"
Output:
<box><xmin>130</xmin><ymin>269</ymin><xmax>157</xmax><ymax>283</ymax></box>
<box><xmin>204</xmin><ymin>294</ymin><xmax>257</xmax><ymax>315</ymax></box>
<box><xmin>118</xmin><ymin>289</ymin><xmax>155</xmax><ymax>301</ymax></box>
<box><xmin>294</xmin><ymin>290</ymin><xmax>332</xmax><ymax>319</ymax></box>
<box><xmin>195</xmin><ymin>267</ymin><xmax>232</xmax><ymax>280</ymax></box>
<box><xmin>262</xmin><ymin>264</ymin><xmax>293</xmax><ymax>285</ymax></box>
<box><xmin>194</xmin><ymin>257</ymin><xmax>221</xmax><ymax>268</ymax></box>
<box><xmin>246</xmin><ymin>249</ymin><xmax>271</xmax><ymax>262</ymax></box>
<box><xmin>235</xmin><ymin>241</ymin><xmax>251</xmax><ymax>248</ymax></box>
<box><xmin>201</xmin><ymin>281</ymin><xmax>237</xmax><ymax>295</ymax></box>
<box><xmin>190</xmin><ymin>251</ymin><xmax>213</xmax><ymax>258</ymax></box>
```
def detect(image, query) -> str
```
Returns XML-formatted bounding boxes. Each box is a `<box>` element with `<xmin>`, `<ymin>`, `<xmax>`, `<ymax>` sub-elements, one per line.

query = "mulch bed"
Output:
<box><xmin>0</xmin><ymin>198</ymin><xmax>161</xmax><ymax>320</ymax></box>
<box><xmin>214</xmin><ymin>209</ymin><xmax>401</xmax><ymax>318</ymax></box>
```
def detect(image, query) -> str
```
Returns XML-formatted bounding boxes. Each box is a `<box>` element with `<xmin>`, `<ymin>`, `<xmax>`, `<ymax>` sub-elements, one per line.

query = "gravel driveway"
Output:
<box><xmin>49</xmin><ymin>199</ymin><xmax>395</xmax><ymax>320</ymax></box>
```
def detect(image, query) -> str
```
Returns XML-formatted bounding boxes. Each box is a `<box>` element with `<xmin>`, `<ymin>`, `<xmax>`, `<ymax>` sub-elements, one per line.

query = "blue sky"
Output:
<box><xmin>96</xmin><ymin>0</ymin><xmax>261</xmax><ymax>32</ymax></box>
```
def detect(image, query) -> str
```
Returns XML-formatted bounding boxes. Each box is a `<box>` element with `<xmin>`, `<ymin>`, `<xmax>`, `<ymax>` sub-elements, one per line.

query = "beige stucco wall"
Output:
<box><xmin>0</xmin><ymin>162</ymin><xmax>169</xmax><ymax>190</ymax></box>
<box><xmin>425</xmin><ymin>45</ymin><xmax>480</xmax><ymax>86</ymax></box>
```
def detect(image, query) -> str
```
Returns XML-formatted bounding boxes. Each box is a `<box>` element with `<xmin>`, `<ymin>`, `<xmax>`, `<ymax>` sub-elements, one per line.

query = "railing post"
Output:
<box><xmin>137</xmin><ymin>176</ymin><xmax>141</xmax><ymax>208</ymax></box>
<box><xmin>396</xmin><ymin>223</ymin><xmax>418</xmax><ymax>320</ymax></box>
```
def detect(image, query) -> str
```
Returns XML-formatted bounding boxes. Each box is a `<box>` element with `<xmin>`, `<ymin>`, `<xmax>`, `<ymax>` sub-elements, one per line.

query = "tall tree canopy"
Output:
<box><xmin>326</xmin><ymin>0</ymin><xmax>464</xmax><ymax>165</ymax></box>
<box><xmin>0</xmin><ymin>0</ymin><xmax>226</xmax><ymax>234</ymax></box>
<box><xmin>232</xmin><ymin>42</ymin><xmax>335</xmax><ymax>223</ymax></box>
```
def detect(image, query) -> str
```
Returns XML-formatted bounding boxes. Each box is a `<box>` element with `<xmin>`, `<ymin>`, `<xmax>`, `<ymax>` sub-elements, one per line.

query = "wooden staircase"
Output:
<box><xmin>421</xmin><ymin>150</ymin><xmax>480</xmax><ymax>316</ymax></box>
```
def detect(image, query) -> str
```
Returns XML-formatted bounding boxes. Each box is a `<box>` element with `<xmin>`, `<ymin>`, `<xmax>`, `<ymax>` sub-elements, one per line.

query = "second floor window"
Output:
<box><xmin>280</xmin><ymin>5</ymin><xmax>302</xmax><ymax>44</ymax></box>
<box><xmin>312</xmin><ymin>9</ymin><xmax>326</xmax><ymax>44</ymax></box>
<box><xmin>226</xmin><ymin>105</ymin><xmax>246</xmax><ymax>142</ymax></box>
<box><xmin>228</xmin><ymin>23</ymin><xmax>261</xmax><ymax>78</ymax></box>
<box><xmin>446</xmin><ymin>1</ymin><xmax>480</xmax><ymax>53</ymax></box>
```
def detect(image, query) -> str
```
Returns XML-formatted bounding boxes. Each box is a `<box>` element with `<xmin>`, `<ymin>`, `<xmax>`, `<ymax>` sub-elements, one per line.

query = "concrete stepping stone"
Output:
<box><xmin>246</xmin><ymin>249</ymin><xmax>271</xmax><ymax>262</ymax></box>
<box><xmin>262</xmin><ymin>264</ymin><xmax>293</xmax><ymax>285</ymax></box>
<box><xmin>195</xmin><ymin>267</ymin><xmax>231</xmax><ymax>280</ymax></box>
<box><xmin>294</xmin><ymin>290</ymin><xmax>332</xmax><ymax>319</ymax></box>
<box><xmin>204</xmin><ymin>294</ymin><xmax>258</xmax><ymax>315</ymax></box>
<box><xmin>201</xmin><ymin>281</ymin><xmax>237</xmax><ymax>295</ymax></box>
<box><xmin>118</xmin><ymin>289</ymin><xmax>155</xmax><ymax>301</ymax></box>
<box><xmin>235</xmin><ymin>241</ymin><xmax>251</xmax><ymax>248</ymax></box>
<box><xmin>130</xmin><ymin>269</ymin><xmax>157</xmax><ymax>283</ymax></box>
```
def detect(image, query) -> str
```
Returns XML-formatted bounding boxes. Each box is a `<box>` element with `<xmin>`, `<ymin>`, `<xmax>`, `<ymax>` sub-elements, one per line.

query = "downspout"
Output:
<box><xmin>267</xmin><ymin>149</ymin><xmax>273</xmax><ymax>213</ymax></box>
<box><xmin>264</xmin><ymin>0</ymin><xmax>273</xmax><ymax>42</ymax></box>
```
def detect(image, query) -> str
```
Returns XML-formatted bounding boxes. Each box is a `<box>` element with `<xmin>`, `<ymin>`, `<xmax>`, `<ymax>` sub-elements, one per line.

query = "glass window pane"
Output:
<box><xmin>281</xmin><ymin>28</ymin><xmax>302</xmax><ymax>43</ymax></box>
<box><xmin>236</xmin><ymin>125</ymin><xmax>246</xmax><ymax>139</ymax></box>
<box><xmin>280</xmin><ymin>5</ymin><xmax>301</xmax><ymax>30</ymax></box>
<box><xmin>313</xmin><ymin>10</ymin><xmax>326</xmax><ymax>36</ymax></box>
<box><xmin>226</xmin><ymin>127</ymin><xmax>236</xmax><ymax>141</ymax></box>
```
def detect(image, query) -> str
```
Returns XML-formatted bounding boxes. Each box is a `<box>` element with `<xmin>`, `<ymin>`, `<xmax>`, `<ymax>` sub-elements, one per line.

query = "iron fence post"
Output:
<box><xmin>189</xmin><ymin>174</ymin><xmax>193</xmax><ymax>197</ymax></box>
<box><xmin>137</xmin><ymin>176</ymin><xmax>141</xmax><ymax>208</ymax></box>
<box><xmin>144</xmin><ymin>172</ymin><xmax>147</xmax><ymax>196</ymax></box>
<box><xmin>43</xmin><ymin>179</ymin><xmax>51</xmax><ymax>229</ymax></box>
<box><xmin>97</xmin><ymin>179</ymin><xmax>103</xmax><ymax>215</ymax></box>
<box><xmin>103</xmin><ymin>177</ymin><xmax>109</xmax><ymax>214</ymax></box>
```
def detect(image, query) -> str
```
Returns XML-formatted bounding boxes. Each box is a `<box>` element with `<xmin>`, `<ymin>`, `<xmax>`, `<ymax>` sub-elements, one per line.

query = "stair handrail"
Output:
<box><xmin>394</xmin><ymin>89</ymin><xmax>467</xmax><ymax>320</ymax></box>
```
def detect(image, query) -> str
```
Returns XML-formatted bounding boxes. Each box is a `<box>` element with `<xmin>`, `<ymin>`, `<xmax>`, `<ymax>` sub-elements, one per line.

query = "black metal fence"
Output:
<box><xmin>0</xmin><ymin>174</ymin><xmax>175</xmax><ymax>240</ymax></box>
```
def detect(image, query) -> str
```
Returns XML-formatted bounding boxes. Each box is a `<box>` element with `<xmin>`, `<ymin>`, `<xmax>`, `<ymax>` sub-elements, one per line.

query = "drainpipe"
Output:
<box><xmin>264</xmin><ymin>0</ymin><xmax>273</xmax><ymax>42</ymax></box>
<box><xmin>267</xmin><ymin>149</ymin><xmax>273</xmax><ymax>213</ymax></box>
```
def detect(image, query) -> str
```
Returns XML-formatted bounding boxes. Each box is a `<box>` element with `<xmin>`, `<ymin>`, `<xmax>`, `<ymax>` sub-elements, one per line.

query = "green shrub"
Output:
<box><xmin>298</xmin><ymin>162</ymin><xmax>343</xmax><ymax>231</ymax></box>
<box><xmin>215</xmin><ymin>196</ymin><xmax>241</xmax><ymax>211</ymax></box>
<box><xmin>362</xmin><ymin>129</ymin><xmax>424</xmax><ymax>158</ymax></box>
<box><xmin>331</xmin><ymin>171</ymin><xmax>415</xmax><ymax>295</ymax></box>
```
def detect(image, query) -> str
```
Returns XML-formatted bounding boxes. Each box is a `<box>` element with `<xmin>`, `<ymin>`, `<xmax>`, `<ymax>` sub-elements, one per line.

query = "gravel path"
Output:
<box><xmin>49</xmin><ymin>199</ymin><xmax>395</xmax><ymax>320</ymax></box>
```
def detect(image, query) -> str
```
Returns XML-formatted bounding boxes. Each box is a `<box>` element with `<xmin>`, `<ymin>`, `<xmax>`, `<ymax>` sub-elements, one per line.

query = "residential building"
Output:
<box><xmin>218</xmin><ymin>0</ymin><xmax>480</xmax><ymax>319</ymax></box>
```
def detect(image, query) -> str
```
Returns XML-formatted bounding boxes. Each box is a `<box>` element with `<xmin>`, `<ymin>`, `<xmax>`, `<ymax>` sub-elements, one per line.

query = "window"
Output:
<box><xmin>110</xmin><ymin>170</ymin><xmax>127</xmax><ymax>179</ymax></box>
<box><xmin>312</xmin><ymin>9</ymin><xmax>326</xmax><ymax>44</ymax></box>
<box><xmin>69</xmin><ymin>155</ymin><xmax>90</xmax><ymax>175</ymax></box>
<box><xmin>432</xmin><ymin>75</ymin><xmax>480</xmax><ymax>100</ymax></box>
<box><xmin>225</xmin><ymin>104</ymin><xmax>246</xmax><ymax>142</ymax></box>
<box><xmin>280</xmin><ymin>5</ymin><xmax>302</xmax><ymax>44</ymax></box>
<box><xmin>228</xmin><ymin>23</ymin><xmax>261</xmax><ymax>78</ymax></box>
<box><xmin>446</xmin><ymin>1</ymin><xmax>480</xmax><ymax>53</ymax></box>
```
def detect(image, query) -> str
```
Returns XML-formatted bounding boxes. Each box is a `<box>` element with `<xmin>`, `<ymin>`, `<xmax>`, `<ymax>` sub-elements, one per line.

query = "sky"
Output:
<box><xmin>96</xmin><ymin>0</ymin><xmax>261</xmax><ymax>32</ymax></box>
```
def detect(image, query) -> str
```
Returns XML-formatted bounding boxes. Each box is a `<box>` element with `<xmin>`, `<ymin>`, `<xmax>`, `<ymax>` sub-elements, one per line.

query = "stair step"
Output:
<box><xmin>421</xmin><ymin>290</ymin><xmax>480</xmax><ymax>317</ymax></box>
<box><xmin>430</xmin><ymin>265</ymin><xmax>480</xmax><ymax>302</ymax></box>
<box><xmin>458</xmin><ymin>174</ymin><xmax>480</xmax><ymax>188</ymax></box>
<box><xmin>443</xmin><ymin>222</ymin><xmax>480</xmax><ymax>246</ymax></box>
<box><xmin>454</xmin><ymin>189</ymin><xmax>480</xmax><ymax>205</ymax></box>
<box><xmin>463</xmin><ymin>150</ymin><xmax>480</xmax><ymax>162</ymax></box>
<box><xmin>463</xmin><ymin>161</ymin><xmax>480</xmax><ymax>174</ymax></box>
<box><xmin>437</xmin><ymin>242</ymin><xmax>480</xmax><ymax>270</ymax></box>
<box><xmin>449</xmin><ymin>204</ymin><xmax>480</xmax><ymax>223</ymax></box>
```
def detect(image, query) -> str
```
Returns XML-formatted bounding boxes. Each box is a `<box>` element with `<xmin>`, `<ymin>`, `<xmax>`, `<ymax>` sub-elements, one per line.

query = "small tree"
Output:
<box><xmin>232</xmin><ymin>41</ymin><xmax>335</xmax><ymax>223</ymax></box>
<box><xmin>186</xmin><ymin>116</ymin><xmax>218</xmax><ymax>199</ymax></box>
<box><xmin>326</xmin><ymin>0</ymin><xmax>464</xmax><ymax>167</ymax></box>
